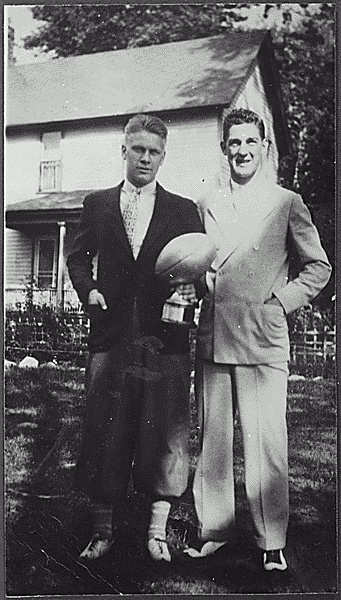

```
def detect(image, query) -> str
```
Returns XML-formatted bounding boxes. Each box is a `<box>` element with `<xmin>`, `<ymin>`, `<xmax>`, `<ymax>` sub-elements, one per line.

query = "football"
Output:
<box><xmin>155</xmin><ymin>232</ymin><xmax>218</xmax><ymax>281</ymax></box>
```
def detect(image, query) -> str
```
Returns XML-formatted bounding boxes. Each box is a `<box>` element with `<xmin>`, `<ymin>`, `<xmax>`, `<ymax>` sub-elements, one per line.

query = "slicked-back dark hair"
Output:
<box><xmin>222</xmin><ymin>108</ymin><xmax>265</xmax><ymax>144</ymax></box>
<box><xmin>124</xmin><ymin>113</ymin><xmax>168</xmax><ymax>141</ymax></box>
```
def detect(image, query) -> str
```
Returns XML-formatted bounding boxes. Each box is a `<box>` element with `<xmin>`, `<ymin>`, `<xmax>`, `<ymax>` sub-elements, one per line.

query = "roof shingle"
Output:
<box><xmin>7</xmin><ymin>31</ymin><xmax>267</xmax><ymax>126</ymax></box>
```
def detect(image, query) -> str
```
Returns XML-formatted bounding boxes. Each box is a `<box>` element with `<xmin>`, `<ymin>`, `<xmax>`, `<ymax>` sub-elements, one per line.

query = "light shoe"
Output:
<box><xmin>183</xmin><ymin>540</ymin><xmax>227</xmax><ymax>558</ymax></box>
<box><xmin>147</xmin><ymin>537</ymin><xmax>171</xmax><ymax>562</ymax></box>
<box><xmin>79</xmin><ymin>533</ymin><xmax>114</xmax><ymax>560</ymax></box>
<box><xmin>263</xmin><ymin>549</ymin><xmax>287</xmax><ymax>571</ymax></box>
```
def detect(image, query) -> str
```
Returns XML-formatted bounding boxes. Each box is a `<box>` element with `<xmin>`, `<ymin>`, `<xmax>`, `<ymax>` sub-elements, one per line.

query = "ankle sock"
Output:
<box><xmin>148</xmin><ymin>500</ymin><xmax>171</xmax><ymax>541</ymax></box>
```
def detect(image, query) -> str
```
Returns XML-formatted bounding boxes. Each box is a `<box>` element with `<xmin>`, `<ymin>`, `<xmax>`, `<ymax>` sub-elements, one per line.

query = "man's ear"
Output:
<box><xmin>220</xmin><ymin>140</ymin><xmax>226</xmax><ymax>155</ymax></box>
<box><xmin>121</xmin><ymin>144</ymin><xmax>127</xmax><ymax>160</ymax></box>
<box><xmin>160</xmin><ymin>149</ymin><xmax>166</xmax><ymax>165</ymax></box>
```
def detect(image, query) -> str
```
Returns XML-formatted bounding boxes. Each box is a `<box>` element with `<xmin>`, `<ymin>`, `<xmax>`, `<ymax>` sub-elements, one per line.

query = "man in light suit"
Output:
<box><xmin>185</xmin><ymin>108</ymin><xmax>331</xmax><ymax>570</ymax></box>
<box><xmin>67</xmin><ymin>114</ymin><xmax>204</xmax><ymax>562</ymax></box>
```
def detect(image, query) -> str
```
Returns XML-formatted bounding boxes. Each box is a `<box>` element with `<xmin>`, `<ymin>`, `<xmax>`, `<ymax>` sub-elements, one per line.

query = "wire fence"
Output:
<box><xmin>5</xmin><ymin>297</ymin><xmax>336</xmax><ymax>371</ymax></box>
<box><xmin>290</xmin><ymin>329</ymin><xmax>335</xmax><ymax>362</ymax></box>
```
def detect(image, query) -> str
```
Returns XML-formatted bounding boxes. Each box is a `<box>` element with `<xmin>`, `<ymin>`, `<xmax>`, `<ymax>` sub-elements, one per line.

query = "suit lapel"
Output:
<box><xmin>137</xmin><ymin>183</ymin><xmax>174</xmax><ymax>262</ymax></box>
<box><xmin>207</xmin><ymin>179</ymin><xmax>279</xmax><ymax>270</ymax></box>
<box><xmin>103</xmin><ymin>183</ymin><xmax>134</xmax><ymax>261</ymax></box>
<box><xmin>102</xmin><ymin>182</ymin><xmax>180</xmax><ymax>264</ymax></box>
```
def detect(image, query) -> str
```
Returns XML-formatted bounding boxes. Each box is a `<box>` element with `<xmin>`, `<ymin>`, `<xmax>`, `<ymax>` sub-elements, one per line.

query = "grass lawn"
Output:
<box><xmin>4</xmin><ymin>365</ymin><xmax>337</xmax><ymax>595</ymax></box>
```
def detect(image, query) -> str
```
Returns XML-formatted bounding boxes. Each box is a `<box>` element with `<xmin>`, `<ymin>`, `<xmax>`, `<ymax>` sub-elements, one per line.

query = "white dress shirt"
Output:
<box><xmin>120</xmin><ymin>180</ymin><xmax>156</xmax><ymax>258</ymax></box>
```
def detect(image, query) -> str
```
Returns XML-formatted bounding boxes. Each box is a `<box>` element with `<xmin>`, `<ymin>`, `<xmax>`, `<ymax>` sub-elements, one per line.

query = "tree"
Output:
<box><xmin>272</xmin><ymin>4</ymin><xmax>335</xmax><ymax>296</ymax></box>
<box><xmin>23</xmin><ymin>4</ymin><xmax>253</xmax><ymax>57</ymax></box>
<box><xmin>7</xmin><ymin>18</ymin><xmax>16</xmax><ymax>65</ymax></box>
<box><xmin>22</xmin><ymin>3</ymin><xmax>335</xmax><ymax>302</ymax></box>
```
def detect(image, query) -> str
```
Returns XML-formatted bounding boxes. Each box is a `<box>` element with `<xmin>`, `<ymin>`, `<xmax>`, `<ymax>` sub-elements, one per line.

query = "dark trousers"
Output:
<box><xmin>75</xmin><ymin>312</ymin><xmax>191</xmax><ymax>504</ymax></box>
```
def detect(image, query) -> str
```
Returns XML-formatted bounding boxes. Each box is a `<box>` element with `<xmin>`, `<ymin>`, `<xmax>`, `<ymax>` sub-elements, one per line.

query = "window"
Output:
<box><xmin>39</xmin><ymin>132</ymin><xmax>62</xmax><ymax>192</ymax></box>
<box><xmin>34</xmin><ymin>237</ymin><xmax>57</xmax><ymax>288</ymax></box>
<box><xmin>39</xmin><ymin>160</ymin><xmax>61</xmax><ymax>192</ymax></box>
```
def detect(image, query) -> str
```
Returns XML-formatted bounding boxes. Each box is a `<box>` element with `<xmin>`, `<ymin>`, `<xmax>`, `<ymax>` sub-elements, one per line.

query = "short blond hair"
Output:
<box><xmin>124</xmin><ymin>113</ymin><xmax>168</xmax><ymax>141</ymax></box>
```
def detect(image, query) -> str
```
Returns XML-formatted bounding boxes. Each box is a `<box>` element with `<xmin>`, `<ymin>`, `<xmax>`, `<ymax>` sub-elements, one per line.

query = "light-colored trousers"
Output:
<box><xmin>193</xmin><ymin>359</ymin><xmax>289</xmax><ymax>550</ymax></box>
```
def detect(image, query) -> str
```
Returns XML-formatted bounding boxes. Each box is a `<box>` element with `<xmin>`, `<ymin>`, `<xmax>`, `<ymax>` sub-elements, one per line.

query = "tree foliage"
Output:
<box><xmin>22</xmin><ymin>3</ymin><xmax>335</xmax><ymax>298</ymax></box>
<box><xmin>23</xmin><ymin>4</ymin><xmax>253</xmax><ymax>56</ymax></box>
<box><xmin>272</xmin><ymin>4</ymin><xmax>335</xmax><ymax>285</ymax></box>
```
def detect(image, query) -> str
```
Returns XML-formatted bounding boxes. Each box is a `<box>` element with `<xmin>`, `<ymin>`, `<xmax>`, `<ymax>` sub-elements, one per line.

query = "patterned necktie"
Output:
<box><xmin>122</xmin><ymin>187</ymin><xmax>140</xmax><ymax>251</ymax></box>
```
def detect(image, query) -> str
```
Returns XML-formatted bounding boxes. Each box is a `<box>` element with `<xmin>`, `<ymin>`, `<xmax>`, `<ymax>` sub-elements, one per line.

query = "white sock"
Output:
<box><xmin>148</xmin><ymin>500</ymin><xmax>171</xmax><ymax>541</ymax></box>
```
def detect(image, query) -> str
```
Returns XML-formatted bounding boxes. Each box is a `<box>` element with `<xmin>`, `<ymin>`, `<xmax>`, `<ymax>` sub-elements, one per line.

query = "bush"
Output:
<box><xmin>289</xmin><ymin>356</ymin><xmax>335</xmax><ymax>379</ymax></box>
<box><xmin>5</xmin><ymin>304</ymin><xmax>89</xmax><ymax>358</ymax></box>
<box><xmin>287</xmin><ymin>305</ymin><xmax>335</xmax><ymax>334</ymax></box>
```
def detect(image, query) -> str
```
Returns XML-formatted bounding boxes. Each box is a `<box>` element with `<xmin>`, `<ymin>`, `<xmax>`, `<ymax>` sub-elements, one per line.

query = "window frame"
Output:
<box><xmin>38</xmin><ymin>159</ymin><xmax>62</xmax><ymax>193</ymax></box>
<box><xmin>34</xmin><ymin>235</ymin><xmax>58</xmax><ymax>289</ymax></box>
<box><xmin>38</xmin><ymin>131</ymin><xmax>62</xmax><ymax>193</ymax></box>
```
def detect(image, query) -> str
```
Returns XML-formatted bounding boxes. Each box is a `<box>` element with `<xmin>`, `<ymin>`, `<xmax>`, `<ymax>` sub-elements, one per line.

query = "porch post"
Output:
<box><xmin>57</xmin><ymin>221</ymin><xmax>66</xmax><ymax>313</ymax></box>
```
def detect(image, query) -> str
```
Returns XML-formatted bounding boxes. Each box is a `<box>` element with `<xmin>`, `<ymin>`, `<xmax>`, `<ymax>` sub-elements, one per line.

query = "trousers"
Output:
<box><xmin>75</xmin><ymin>303</ymin><xmax>191</xmax><ymax>504</ymax></box>
<box><xmin>193</xmin><ymin>359</ymin><xmax>289</xmax><ymax>550</ymax></box>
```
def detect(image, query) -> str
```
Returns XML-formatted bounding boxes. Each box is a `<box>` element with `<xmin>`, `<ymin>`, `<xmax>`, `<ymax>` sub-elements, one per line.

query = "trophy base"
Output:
<box><xmin>161</xmin><ymin>297</ymin><xmax>196</xmax><ymax>328</ymax></box>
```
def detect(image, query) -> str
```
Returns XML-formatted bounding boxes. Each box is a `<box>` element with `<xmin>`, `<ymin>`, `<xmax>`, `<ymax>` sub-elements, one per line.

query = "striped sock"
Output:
<box><xmin>93</xmin><ymin>502</ymin><xmax>113</xmax><ymax>540</ymax></box>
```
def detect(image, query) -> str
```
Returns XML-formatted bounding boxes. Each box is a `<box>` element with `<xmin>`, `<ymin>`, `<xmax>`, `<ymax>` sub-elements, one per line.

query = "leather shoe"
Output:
<box><xmin>147</xmin><ymin>537</ymin><xmax>171</xmax><ymax>562</ymax></box>
<box><xmin>183</xmin><ymin>540</ymin><xmax>227</xmax><ymax>558</ymax></box>
<box><xmin>263</xmin><ymin>549</ymin><xmax>287</xmax><ymax>571</ymax></box>
<box><xmin>79</xmin><ymin>534</ymin><xmax>114</xmax><ymax>560</ymax></box>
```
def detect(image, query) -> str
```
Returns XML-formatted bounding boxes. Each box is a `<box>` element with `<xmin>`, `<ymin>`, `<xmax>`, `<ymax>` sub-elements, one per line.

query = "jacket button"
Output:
<box><xmin>253</xmin><ymin>243</ymin><xmax>259</xmax><ymax>250</ymax></box>
<box><xmin>248</xmin><ymin>270</ymin><xmax>254</xmax><ymax>277</ymax></box>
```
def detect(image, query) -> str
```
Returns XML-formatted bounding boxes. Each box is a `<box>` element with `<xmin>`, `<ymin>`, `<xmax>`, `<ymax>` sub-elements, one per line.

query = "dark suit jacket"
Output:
<box><xmin>67</xmin><ymin>182</ymin><xmax>204</xmax><ymax>353</ymax></box>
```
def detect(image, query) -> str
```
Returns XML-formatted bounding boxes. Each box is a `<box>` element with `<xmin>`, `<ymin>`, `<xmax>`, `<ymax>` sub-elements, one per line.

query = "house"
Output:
<box><xmin>5</xmin><ymin>29</ymin><xmax>291</xmax><ymax>312</ymax></box>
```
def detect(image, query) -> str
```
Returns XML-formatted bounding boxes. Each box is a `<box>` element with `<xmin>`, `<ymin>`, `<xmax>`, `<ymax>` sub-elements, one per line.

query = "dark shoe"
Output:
<box><xmin>263</xmin><ymin>549</ymin><xmax>287</xmax><ymax>571</ymax></box>
<box><xmin>79</xmin><ymin>533</ymin><xmax>114</xmax><ymax>559</ymax></box>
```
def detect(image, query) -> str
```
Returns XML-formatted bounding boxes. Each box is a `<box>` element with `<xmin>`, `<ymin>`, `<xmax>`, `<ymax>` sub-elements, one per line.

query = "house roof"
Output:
<box><xmin>7</xmin><ymin>30</ymin><xmax>269</xmax><ymax>127</ymax></box>
<box><xmin>6</xmin><ymin>190</ymin><xmax>93</xmax><ymax>227</ymax></box>
<box><xmin>6</xmin><ymin>189</ymin><xmax>94</xmax><ymax>212</ymax></box>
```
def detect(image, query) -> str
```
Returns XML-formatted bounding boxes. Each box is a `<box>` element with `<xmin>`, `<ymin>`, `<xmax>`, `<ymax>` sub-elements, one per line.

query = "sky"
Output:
<box><xmin>6</xmin><ymin>5</ymin><xmax>52</xmax><ymax>64</ymax></box>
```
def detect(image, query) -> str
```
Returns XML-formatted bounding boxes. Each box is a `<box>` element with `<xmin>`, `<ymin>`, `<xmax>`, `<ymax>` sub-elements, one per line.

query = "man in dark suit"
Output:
<box><xmin>67</xmin><ymin>113</ymin><xmax>204</xmax><ymax>561</ymax></box>
<box><xmin>184</xmin><ymin>108</ymin><xmax>331</xmax><ymax>570</ymax></box>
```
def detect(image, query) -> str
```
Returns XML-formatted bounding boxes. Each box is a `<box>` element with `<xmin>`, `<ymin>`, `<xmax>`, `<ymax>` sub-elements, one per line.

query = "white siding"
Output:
<box><xmin>6</xmin><ymin>134</ymin><xmax>41</xmax><ymax>205</ymax></box>
<box><xmin>61</xmin><ymin>124</ymin><xmax>124</xmax><ymax>190</ymax></box>
<box><xmin>5</xmin><ymin>228</ymin><xmax>33</xmax><ymax>287</ymax></box>
<box><xmin>158</xmin><ymin>114</ymin><xmax>221</xmax><ymax>201</ymax></box>
<box><xmin>6</xmin><ymin>114</ymin><xmax>221</xmax><ymax>206</ymax></box>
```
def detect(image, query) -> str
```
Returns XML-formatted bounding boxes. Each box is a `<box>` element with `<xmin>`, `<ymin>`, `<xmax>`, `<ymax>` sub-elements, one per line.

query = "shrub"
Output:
<box><xmin>5</xmin><ymin>304</ymin><xmax>89</xmax><ymax>359</ymax></box>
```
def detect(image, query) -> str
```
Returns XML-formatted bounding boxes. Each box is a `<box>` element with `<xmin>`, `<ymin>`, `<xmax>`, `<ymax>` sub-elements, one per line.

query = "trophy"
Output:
<box><xmin>155</xmin><ymin>232</ymin><xmax>218</xmax><ymax>326</ymax></box>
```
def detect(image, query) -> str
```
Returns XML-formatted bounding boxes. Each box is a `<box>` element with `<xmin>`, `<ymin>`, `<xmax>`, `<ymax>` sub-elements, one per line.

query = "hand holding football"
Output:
<box><xmin>155</xmin><ymin>232</ymin><xmax>218</xmax><ymax>282</ymax></box>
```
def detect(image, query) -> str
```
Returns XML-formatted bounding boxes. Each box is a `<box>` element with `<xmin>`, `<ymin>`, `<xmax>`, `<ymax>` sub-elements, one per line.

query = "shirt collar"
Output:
<box><xmin>122</xmin><ymin>179</ymin><xmax>157</xmax><ymax>195</ymax></box>
<box><xmin>229</xmin><ymin>167</ymin><xmax>264</xmax><ymax>195</ymax></box>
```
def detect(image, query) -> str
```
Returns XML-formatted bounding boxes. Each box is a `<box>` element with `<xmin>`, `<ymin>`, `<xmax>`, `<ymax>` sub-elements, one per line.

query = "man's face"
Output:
<box><xmin>122</xmin><ymin>130</ymin><xmax>166</xmax><ymax>187</ymax></box>
<box><xmin>222</xmin><ymin>123</ymin><xmax>266</xmax><ymax>184</ymax></box>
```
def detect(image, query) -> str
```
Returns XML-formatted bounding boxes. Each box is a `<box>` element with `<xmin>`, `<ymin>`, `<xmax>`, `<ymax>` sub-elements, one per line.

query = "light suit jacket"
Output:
<box><xmin>196</xmin><ymin>177</ymin><xmax>332</xmax><ymax>364</ymax></box>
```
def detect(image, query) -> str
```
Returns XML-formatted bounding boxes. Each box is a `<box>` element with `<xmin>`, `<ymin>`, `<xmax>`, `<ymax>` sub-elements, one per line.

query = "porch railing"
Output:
<box><xmin>5</xmin><ymin>288</ymin><xmax>83</xmax><ymax>312</ymax></box>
